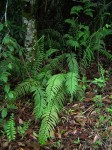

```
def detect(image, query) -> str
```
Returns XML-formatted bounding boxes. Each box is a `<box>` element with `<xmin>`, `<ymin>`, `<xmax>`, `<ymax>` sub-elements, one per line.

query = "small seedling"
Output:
<box><xmin>93</xmin><ymin>95</ymin><xmax>103</xmax><ymax>107</ymax></box>
<box><xmin>74</xmin><ymin>138</ymin><xmax>80</xmax><ymax>145</ymax></box>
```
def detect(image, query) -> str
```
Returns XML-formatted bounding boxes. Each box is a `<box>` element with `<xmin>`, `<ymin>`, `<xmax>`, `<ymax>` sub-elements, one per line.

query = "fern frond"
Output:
<box><xmin>32</xmin><ymin>86</ymin><xmax>46</xmax><ymax>119</ymax></box>
<box><xmin>39</xmin><ymin>104</ymin><xmax>58</xmax><ymax>145</ymax></box>
<box><xmin>66</xmin><ymin>53</ymin><xmax>79</xmax><ymax>75</ymax></box>
<box><xmin>48</xmin><ymin>54</ymin><xmax>66</xmax><ymax>72</ymax></box>
<box><xmin>45</xmin><ymin>48</ymin><xmax>59</xmax><ymax>59</ymax></box>
<box><xmin>40</xmin><ymin>29</ymin><xmax>65</xmax><ymax>49</ymax></box>
<box><xmin>39</xmin><ymin>74</ymin><xmax>66</xmax><ymax>144</ymax></box>
<box><xmin>6</xmin><ymin>113</ymin><xmax>16</xmax><ymax>141</ymax></box>
<box><xmin>82</xmin><ymin>45</ymin><xmax>94</xmax><ymax>67</ymax></box>
<box><xmin>46</xmin><ymin>74</ymin><xmax>65</xmax><ymax>102</ymax></box>
<box><xmin>65</xmin><ymin>72</ymin><xmax>79</xmax><ymax>101</ymax></box>
<box><xmin>31</xmin><ymin>36</ymin><xmax>44</xmax><ymax>76</ymax></box>
<box><xmin>98</xmin><ymin>49</ymin><xmax>112</xmax><ymax>60</ymax></box>
<box><xmin>36</xmin><ymin>70</ymin><xmax>52</xmax><ymax>86</ymax></box>
<box><xmin>14</xmin><ymin>78</ymin><xmax>38</xmax><ymax>98</ymax></box>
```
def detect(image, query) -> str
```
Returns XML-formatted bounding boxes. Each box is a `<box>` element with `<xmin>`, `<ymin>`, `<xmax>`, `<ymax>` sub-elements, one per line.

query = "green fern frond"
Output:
<box><xmin>36</xmin><ymin>70</ymin><xmax>52</xmax><ymax>86</ymax></box>
<box><xmin>31</xmin><ymin>36</ymin><xmax>44</xmax><ymax>76</ymax></box>
<box><xmin>40</xmin><ymin>29</ymin><xmax>65</xmax><ymax>49</ymax></box>
<box><xmin>98</xmin><ymin>49</ymin><xmax>112</xmax><ymax>60</ymax></box>
<box><xmin>38</xmin><ymin>74</ymin><xmax>66</xmax><ymax>144</ymax></box>
<box><xmin>46</xmin><ymin>74</ymin><xmax>65</xmax><ymax>102</ymax></box>
<box><xmin>66</xmin><ymin>53</ymin><xmax>79</xmax><ymax>75</ymax></box>
<box><xmin>53</xmin><ymin>87</ymin><xmax>65</xmax><ymax>110</ymax></box>
<box><xmin>65</xmin><ymin>72</ymin><xmax>79</xmax><ymax>101</ymax></box>
<box><xmin>48</xmin><ymin>54</ymin><xmax>66</xmax><ymax>72</ymax></box>
<box><xmin>45</xmin><ymin>48</ymin><xmax>59</xmax><ymax>59</ymax></box>
<box><xmin>17</xmin><ymin>121</ymin><xmax>30</xmax><ymax>138</ymax></box>
<box><xmin>14</xmin><ymin>78</ymin><xmax>38</xmax><ymax>98</ymax></box>
<box><xmin>32</xmin><ymin>86</ymin><xmax>46</xmax><ymax>119</ymax></box>
<box><xmin>6</xmin><ymin>113</ymin><xmax>16</xmax><ymax>141</ymax></box>
<box><xmin>39</xmin><ymin>104</ymin><xmax>58</xmax><ymax>145</ymax></box>
<box><xmin>83</xmin><ymin>45</ymin><xmax>94</xmax><ymax>67</ymax></box>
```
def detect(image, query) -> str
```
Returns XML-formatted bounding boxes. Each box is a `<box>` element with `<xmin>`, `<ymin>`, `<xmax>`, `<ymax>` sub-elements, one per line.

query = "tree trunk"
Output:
<box><xmin>22</xmin><ymin>0</ymin><xmax>37</xmax><ymax>52</ymax></box>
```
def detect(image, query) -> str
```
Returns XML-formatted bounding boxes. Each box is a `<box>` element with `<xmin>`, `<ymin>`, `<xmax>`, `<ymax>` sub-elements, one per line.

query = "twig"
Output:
<box><xmin>5</xmin><ymin>0</ymin><xmax>8</xmax><ymax>26</ymax></box>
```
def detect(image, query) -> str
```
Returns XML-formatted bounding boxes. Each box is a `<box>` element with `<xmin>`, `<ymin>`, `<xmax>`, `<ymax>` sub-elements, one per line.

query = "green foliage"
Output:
<box><xmin>4</xmin><ymin>114</ymin><xmax>16</xmax><ymax>142</ymax></box>
<box><xmin>32</xmin><ymin>86</ymin><xmax>46</xmax><ymax>119</ymax></box>
<box><xmin>39</xmin><ymin>105</ymin><xmax>59</xmax><ymax>144</ymax></box>
<box><xmin>92</xmin><ymin>65</ymin><xmax>106</xmax><ymax>88</ymax></box>
<box><xmin>0</xmin><ymin>0</ymin><xmax>112</xmax><ymax>146</ymax></box>
<box><xmin>66</xmin><ymin>72</ymin><xmax>78</xmax><ymax>101</ymax></box>
<box><xmin>66</xmin><ymin>53</ymin><xmax>79</xmax><ymax>75</ymax></box>
<box><xmin>8</xmin><ymin>35</ymin><xmax>79</xmax><ymax>144</ymax></box>
<box><xmin>65</xmin><ymin>1</ymin><xmax>112</xmax><ymax>69</ymax></box>
<box><xmin>17</xmin><ymin>121</ymin><xmax>30</xmax><ymax>139</ymax></box>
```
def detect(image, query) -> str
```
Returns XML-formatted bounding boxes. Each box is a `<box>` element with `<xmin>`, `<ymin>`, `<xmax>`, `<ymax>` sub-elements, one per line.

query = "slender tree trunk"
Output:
<box><xmin>22</xmin><ymin>0</ymin><xmax>37</xmax><ymax>52</ymax></box>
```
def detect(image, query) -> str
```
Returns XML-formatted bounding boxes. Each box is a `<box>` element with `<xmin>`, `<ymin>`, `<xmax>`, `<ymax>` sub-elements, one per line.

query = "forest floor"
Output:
<box><xmin>0</xmin><ymin>65</ymin><xmax>112</xmax><ymax>150</ymax></box>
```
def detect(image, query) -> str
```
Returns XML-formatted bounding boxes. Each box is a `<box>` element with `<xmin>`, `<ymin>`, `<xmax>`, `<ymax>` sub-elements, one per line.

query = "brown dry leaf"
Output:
<box><xmin>19</xmin><ymin>118</ymin><xmax>24</xmax><ymax>124</ymax></box>
<box><xmin>26</xmin><ymin>142</ymin><xmax>40</xmax><ymax>150</ymax></box>
<box><xmin>84</xmin><ymin>98</ymin><xmax>92</xmax><ymax>102</ymax></box>
<box><xmin>70</xmin><ymin>112</ymin><xmax>78</xmax><ymax>115</ymax></box>
<box><xmin>102</xmin><ymin>98</ymin><xmax>112</xmax><ymax>104</ymax></box>
<box><xmin>86</xmin><ymin>92</ymin><xmax>94</xmax><ymax>98</ymax></box>
<box><xmin>91</xmin><ymin>111</ymin><xmax>97</xmax><ymax>116</ymax></box>
<box><xmin>20</xmin><ymin>148</ymin><xmax>24</xmax><ymax>150</ymax></box>
<box><xmin>72</xmin><ymin>104</ymin><xmax>78</xmax><ymax>108</ymax></box>
<box><xmin>2</xmin><ymin>142</ymin><xmax>9</xmax><ymax>148</ymax></box>
<box><xmin>89</xmin><ymin>117</ymin><xmax>95</xmax><ymax>125</ymax></box>
<box><xmin>108</xmin><ymin>126</ymin><xmax>112</xmax><ymax>131</ymax></box>
<box><xmin>93</xmin><ymin>134</ymin><xmax>100</xmax><ymax>143</ymax></box>
<box><xmin>55</xmin><ymin>128</ymin><xmax>62</xmax><ymax>139</ymax></box>
<box><xmin>72</xmin><ymin>129</ymin><xmax>77</xmax><ymax>135</ymax></box>
<box><xmin>64</xmin><ymin>130</ymin><xmax>72</xmax><ymax>136</ymax></box>
<box><xmin>80</xmin><ymin>117</ymin><xmax>87</xmax><ymax>126</ymax></box>
<box><xmin>18</xmin><ymin>142</ymin><xmax>25</xmax><ymax>147</ymax></box>
<box><xmin>26</xmin><ymin>129</ymin><xmax>33</xmax><ymax>135</ymax></box>
<box><xmin>30</xmin><ymin>134</ymin><xmax>37</xmax><ymax>140</ymax></box>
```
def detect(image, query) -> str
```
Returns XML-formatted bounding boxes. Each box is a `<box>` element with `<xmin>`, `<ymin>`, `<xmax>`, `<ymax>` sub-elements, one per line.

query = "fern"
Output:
<box><xmin>17</xmin><ymin>121</ymin><xmax>30</xmax><ymax>138</ymax></box>
<box><xmin>65</xmin><ymin>72</ymin><xmax>79</xmax><ymax>101</ymax></box>
<box><xmin>46</xmin><ymin>74</ymin><xmax>65</xmax><ymax>102</ymax></box>
<box><xmin>38</xmin><ymin>74</ymin><xmax>66</xmax><ymax>144</ymax></box>
<box><xmin>45</xmin><ymin>48</ymin><xmax>59</xmax><ymax>59</ymax></box>
<box><xmin>28</xmin><ymin>36</ymin><xmax>44</xmax><ymax>77</ymax></box>
<box><xmin>5</xmin><ymin>113</ymin><xmax>16</xmax><ymax>141</ymax></box>
<box><xmin>14</xmin><ymin>78</ymin><xmax>38</xmax><ymax>98</ymax></box>
<box><xmin>66</xmin><ymin>53</ymin><xmax>79</xmax><ymax>75</ymax></box>
<box><xmin>32</xmin><ymin>86</ymin><xmax>46</xmax><ymax>119</ymax></box>
<box><xmin>39</xmin><ymin>105</ymin><xmax>59</xmax><ymax>145</ymax></box>
<box><xmin>40</xmin><ymin>29</ymin><xmax>65</xmax><ymax>49</ymax></box>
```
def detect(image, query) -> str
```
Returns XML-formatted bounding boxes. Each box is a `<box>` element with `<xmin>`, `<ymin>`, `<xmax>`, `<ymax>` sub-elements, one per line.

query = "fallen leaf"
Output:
<box><xmin>108</xmin><ymin>126</ymin><xmax>112</xmax><ymax>131</ymax></box>
<box><xmin>2</xmin><ymin>142</ymin><xmax>9</xmax><ymax>148</ymax></box>
<box><xmin>19</xmin><ymin>118</ymin><xmax>24</xmax><ymax>124</ymax></box>
<box><xmin>93</xmin><ymin>134</ymin><xmax>100</xmax><ymax>143</ymax></box>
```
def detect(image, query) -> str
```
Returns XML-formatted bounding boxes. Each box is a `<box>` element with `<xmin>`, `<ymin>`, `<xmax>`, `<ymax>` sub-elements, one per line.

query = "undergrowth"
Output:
<box><xmin>0</xmin><ymin>0</ymin><xmax>112</xmax><ymax>146</ymax></box>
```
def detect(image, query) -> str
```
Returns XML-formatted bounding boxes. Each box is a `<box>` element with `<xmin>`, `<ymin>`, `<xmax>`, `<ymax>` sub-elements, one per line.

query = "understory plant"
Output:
<box><xmin>0</xmin><ymin>0</ymin><xmax>112</xmax><ymax>146</ymax></box>
<box><xmin>64</xmin><ymin>0</ymin><xmax>112</xmax><ymax>70</ymax></box>
<box><xmin>7</xmin><ymin>35</ymin><xmax>81</xmax><ymax>144</ymax></box>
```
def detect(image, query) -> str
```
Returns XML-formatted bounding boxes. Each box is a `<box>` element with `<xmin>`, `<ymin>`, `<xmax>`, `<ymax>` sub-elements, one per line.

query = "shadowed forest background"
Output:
<box><xmin>0</xmin><ymin>0</ymin><xmax>112</xmax><ymax>149</ymax></box>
